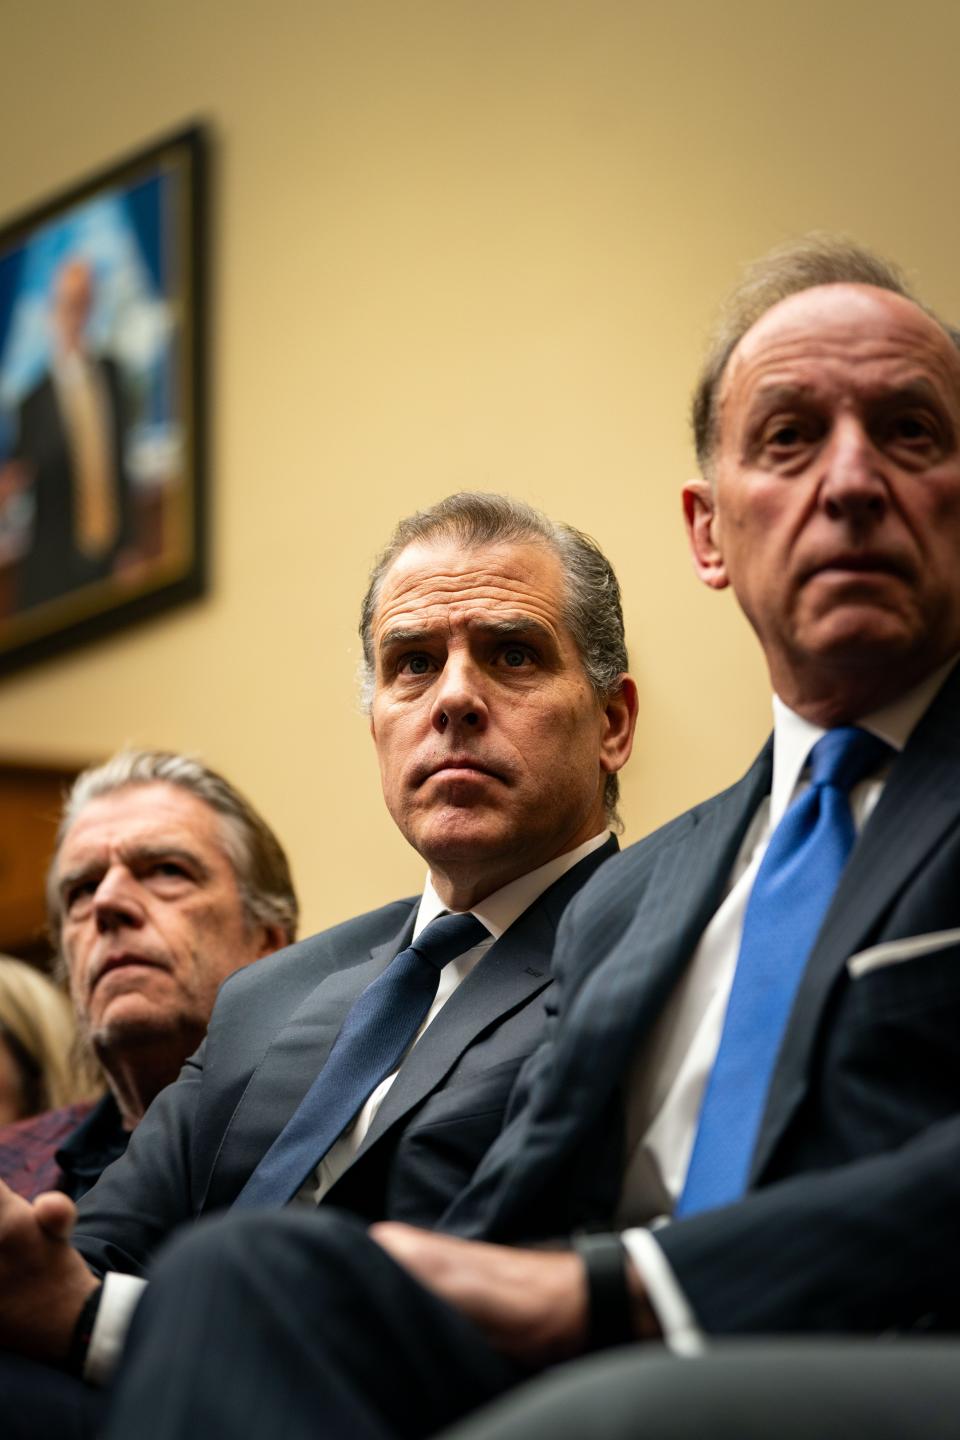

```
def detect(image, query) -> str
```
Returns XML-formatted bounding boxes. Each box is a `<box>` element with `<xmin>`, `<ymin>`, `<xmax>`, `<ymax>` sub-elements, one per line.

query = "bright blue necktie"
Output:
<box><xmin>233</xmin><ymin>910</ymin><xmax>488</xmax><ymax>1210</ymax></box>
<box><xmin>676</xmin><ymin>726</ymin><xmax>891</xmax><ymax>1218</ymax></box>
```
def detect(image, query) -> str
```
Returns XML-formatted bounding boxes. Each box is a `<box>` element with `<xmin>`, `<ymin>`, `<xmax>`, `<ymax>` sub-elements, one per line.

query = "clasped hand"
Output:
<box><xmin>0</xmin><ymin>1178</ymin><xmax>99</xmax><ymax>1364</ymax></box>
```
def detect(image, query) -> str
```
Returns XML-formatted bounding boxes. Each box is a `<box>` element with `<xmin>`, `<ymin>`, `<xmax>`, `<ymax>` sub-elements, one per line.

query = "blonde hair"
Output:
<box><xmin>0</xmin><ymin>956</ymin><xmax>99</xmax><ymax>1116</ymax></box>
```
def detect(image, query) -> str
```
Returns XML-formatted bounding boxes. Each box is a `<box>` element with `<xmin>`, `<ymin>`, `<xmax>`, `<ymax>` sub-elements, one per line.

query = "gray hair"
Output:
<box><xmin>692</xmin><ymin>234</ymin><xmax>960</xmax><ymax>476</ymax></box>
<box><xmin>358</xmin><ymin>491</ymin><xmax>629</xmax><ymax>821</ymax></box>
<box><xmin>48</xmin><ymin>750</ymin><xmax>298</xmax><ymax>959</ymax></box>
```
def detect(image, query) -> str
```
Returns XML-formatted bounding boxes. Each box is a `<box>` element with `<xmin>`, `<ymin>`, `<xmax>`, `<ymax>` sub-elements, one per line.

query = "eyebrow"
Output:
<box><xmin>57</xmin><ymin>843</ymin><xmax>212</xmax><ymax>896</ymax></box>
<box><xmin>749</xmin><ymin>376</ymin><xmax>949</xmax><ymax>413</ymax></box>
<box><xmin>378</xmin><ymin>617</ymin><xmax>557</xmax><ymax>652</ymax></box>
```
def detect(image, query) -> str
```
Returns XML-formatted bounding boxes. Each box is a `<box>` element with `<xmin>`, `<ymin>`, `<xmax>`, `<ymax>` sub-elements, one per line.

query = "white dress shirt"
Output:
<box><xmin>619</xmin><ymin>662</ymin><xmax>955</xmax><ymax>1353</ymax></box>
<box><xmin>86</xmin><ymin>831</ymin><xmax>612</xmax><ymax>1383</ymax></box>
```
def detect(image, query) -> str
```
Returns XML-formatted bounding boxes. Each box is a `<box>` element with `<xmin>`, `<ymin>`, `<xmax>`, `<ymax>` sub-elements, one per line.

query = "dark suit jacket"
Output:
<box><xmin>15</xmin><ymin>359</ymin><xmax>134</xmax><ymax>610</ymax></box>
<box><xmin>443</xmin><ymin>665</ymin><xmax>960</xmax><ymax>1338</ymax></box>
<box><xmin>73</xmin><ymin>840</ymin><xmax>616</xmax><ymax>1278</ymax></box>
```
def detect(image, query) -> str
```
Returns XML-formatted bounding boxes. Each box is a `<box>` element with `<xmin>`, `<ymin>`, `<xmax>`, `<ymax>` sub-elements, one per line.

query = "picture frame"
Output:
<box><xmin>0</xmin><ymin>123</ymin><xmax>207</xmax><ymax>677</ymax></box>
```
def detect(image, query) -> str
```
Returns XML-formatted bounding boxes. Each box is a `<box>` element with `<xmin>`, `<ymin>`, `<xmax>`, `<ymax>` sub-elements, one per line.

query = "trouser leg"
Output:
<box><xmin>104</xmin><ymin>1207</ymin><xmax>522</xmax><ymax>1440</ymax></box>
<box><xmin>0</xmin><ymin>1352</ymin><xmax>104</xmax><ymax>1440</ymax></box>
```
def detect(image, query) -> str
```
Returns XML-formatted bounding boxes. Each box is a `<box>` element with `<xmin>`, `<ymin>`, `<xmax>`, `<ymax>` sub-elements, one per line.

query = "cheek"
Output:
<box><xmin>63</xmin><ymin>934</ymin><xmax>91</xmax><ymax>999</ymax></box>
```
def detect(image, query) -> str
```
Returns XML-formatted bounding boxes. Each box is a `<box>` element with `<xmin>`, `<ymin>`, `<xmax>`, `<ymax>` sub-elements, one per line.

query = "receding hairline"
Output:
<box><xmin>691</xmin><ymin>236</ymin><xmax>960</xmax><ymax>477</ymax></box>
<box><xmin>711</xmin><ymin>280</ymin><xmax>960</xmax><ymax>465</ymax></box>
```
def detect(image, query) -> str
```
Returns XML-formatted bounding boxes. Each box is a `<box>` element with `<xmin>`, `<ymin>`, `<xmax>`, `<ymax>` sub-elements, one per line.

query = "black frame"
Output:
<box><xmin>0</xmin><ymin>124</ymin><xmax>207</xmax><ymax>677</ymax></box>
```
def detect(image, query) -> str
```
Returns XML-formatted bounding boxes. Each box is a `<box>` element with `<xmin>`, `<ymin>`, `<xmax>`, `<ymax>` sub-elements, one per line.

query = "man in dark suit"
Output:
<box><xmin>13</xmin><ymin>258</ymin><xmax>137</xmax><ymax>612</ymax></box>
<box><xmin>91</xmin><ymin>237</ymin><xmax>960</xmax><ymax>1440</ymax></box>
<box><xmin>0</xmin><ymin>490</ymin><xmax>636</xmax><ymax>1428</ymax></box>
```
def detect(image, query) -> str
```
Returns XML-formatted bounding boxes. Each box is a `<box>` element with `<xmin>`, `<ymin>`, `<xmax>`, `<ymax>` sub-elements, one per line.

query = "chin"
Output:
<box><xmin>418</xmin><ymin>813</ymin><xmax>516</xmax><ymax>864</ymax></box>
<box><xmin>801</xmin><ymin>608</ymin><xmax>922</xmax><ymax>664</ymax></box>
<box><xmin>89</xmin><ymin>1004</ymin><xmax>182</xmax><ymax>1050</ymax></box>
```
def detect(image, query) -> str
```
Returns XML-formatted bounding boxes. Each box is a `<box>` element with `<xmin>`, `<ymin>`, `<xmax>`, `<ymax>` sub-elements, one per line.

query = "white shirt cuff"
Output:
<box><xmin>84</xmin><ymin>1272</ymin><xmax>148</xmax><ymax>1385</ymax></box>
<box><xmin>620</xmin><ymin>1227</ymin><xmax>706</xmax><ymax>1356</ymax></box>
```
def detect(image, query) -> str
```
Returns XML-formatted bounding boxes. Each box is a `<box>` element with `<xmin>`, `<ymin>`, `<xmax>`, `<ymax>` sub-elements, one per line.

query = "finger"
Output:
<box><xmin>368</xmin><ymin>1221</ymin><xmax>423</xmax><ymax>1258</ymax></box>
<box><xmin>32</xmin><ymin>1192</ymin><xmax>78</xmax><ymax>1241</ymax></box>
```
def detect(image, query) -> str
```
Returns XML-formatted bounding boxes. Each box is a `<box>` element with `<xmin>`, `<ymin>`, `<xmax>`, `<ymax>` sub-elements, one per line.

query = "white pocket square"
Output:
<box><xmin>847</xmin><ymin>928</ymin><xmax>960</xmax><ymax>979</ymax></box>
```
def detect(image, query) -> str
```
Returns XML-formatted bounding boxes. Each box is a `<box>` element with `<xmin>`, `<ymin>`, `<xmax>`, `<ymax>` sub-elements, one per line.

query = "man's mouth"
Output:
<box><xmin>91</xmin><ymin>954</ymin><xmax>167</xmax><ymax>990</ymax></box>
<box><xmin>805</xmin><ymin>552</ymin><xmax>912</xmax><ymax>583</ymax></box>
<box><xmin>415</xmin><ymin>757</ymin><xmax>506</xmax><ymax>786</ymax></box>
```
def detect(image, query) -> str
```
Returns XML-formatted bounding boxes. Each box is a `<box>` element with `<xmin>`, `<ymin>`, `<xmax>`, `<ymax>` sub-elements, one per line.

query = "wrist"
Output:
<box><xmin>572</xmin><ymin>1232</ymin><xmax>638</xmax><ymax>1351</ymax></box>
<box><xmin>64</xmin><ymin>1278</ymin><xmax>102</xmax><ymax>1374</ymax></box>
<box><xmin>625</xmin><ymin>1252</ymin><xmax>662</xmax><ymax>1342</ymax></box>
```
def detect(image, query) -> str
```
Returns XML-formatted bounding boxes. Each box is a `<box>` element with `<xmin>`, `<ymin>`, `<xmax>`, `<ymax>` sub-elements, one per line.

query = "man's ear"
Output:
<box><xmin>254</xmin><ymin>923</ymin><xmax>290</xmax><ymax>960</ymax></box>
<box><xmin>682</xmin><ymin>479</ymin><xmax>729</xmax><ymax>590</ymax></box>
<box><xmin>598</xmin><ymin>674</ymin><xmax>639</xmax><ymax>777</ymax></box>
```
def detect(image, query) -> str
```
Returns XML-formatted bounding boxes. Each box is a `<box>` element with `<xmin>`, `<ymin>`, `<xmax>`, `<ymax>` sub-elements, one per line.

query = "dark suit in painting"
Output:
<box><xmin>105</xmin><ymin>666</ymin><xmax>960</xmax><ymax>1440</ymax></box>
<box><xmin>14</xmin><ymin>359</ymin><xmax>134</xmax><ymax>612</ymax></box>
<box><xmin>73</xmin><ymin>837</ymin><xmax>616</xmax><ymax>1278</ymax></box>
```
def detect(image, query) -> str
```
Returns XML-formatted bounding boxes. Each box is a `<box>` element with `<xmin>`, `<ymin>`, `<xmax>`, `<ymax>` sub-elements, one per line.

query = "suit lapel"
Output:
<box><xmin>753</xmin><ymin>666</ymin><xmax>960</xmax><ymax>1179</ymax></box>
<box><xmin>471</xmin><ymin>748</ymin><xmax>775</xmax><ymax>1235</ymax></box>
<box><xmin>349</xmin><ymin>839</ymin><xmax>619</xmax><ymax>1161</ymax></box>
<box><xmin>202</xmin><ymin>911</ymin><xmax>416</xmax><ymax>1209</ymax></box>
<box><xmin>543</xmin><ymin>747</ymin><xmax>774</xmax><ymax>1132</ymax></box>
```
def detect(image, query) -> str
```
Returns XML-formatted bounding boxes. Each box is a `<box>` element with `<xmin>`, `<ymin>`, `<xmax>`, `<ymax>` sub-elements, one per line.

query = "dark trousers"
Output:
<box><xmin>439</xmin><ymin>1340</ymin><xmax>960</xmax><ymax>1440</ymax></box>
<box><xmin>104</xmin><ymin>1208</ymin><xmax>522</xmax><ymax>1440</ymax></box>
<box><xmin>0</xmin><ymin>1353</ymin><xmax>104</xmax><ymax>1440</ymax></box>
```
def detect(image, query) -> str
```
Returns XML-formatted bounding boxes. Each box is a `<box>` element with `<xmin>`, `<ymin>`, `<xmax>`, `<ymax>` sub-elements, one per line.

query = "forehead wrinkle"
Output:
<box><xmin>723</xmin><ymin>287</ymin><xmax>960</xmax><ymax>419</ymax></box>
<box><xmin>378</xmin><ymin>614</ymin><xmax>557</xmax><ymax>652</ymax></box>
<box><xmin>373</xmin><ymin>553</ymin><xmax>567</xmax><ymax>647</ymax></box>
<box><xmin>58</xmin><ymin>834</ymin><xmax>213</xmax><ymax>880</ymax></box>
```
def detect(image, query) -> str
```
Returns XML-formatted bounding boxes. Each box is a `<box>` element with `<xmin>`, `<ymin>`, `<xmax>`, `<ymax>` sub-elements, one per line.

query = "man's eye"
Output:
<box><xmin>399</xmin><ymin>654</ymin><xmax>435</xmax><ymax>676</ymax></box>
<box><xmin>152</xmin><ymin>862</ymin><xmax>189</xmax><ymax>879</ymax></box>
<box><xmin>889</xmin><ymin>413</ymin><xmax>939</xmax><ymax>447</ymax></box>
<box><xmin>498</xmin><ymin>646</ymin><xmax>533</xmax><ymax>668</ymax></box>
<box><xmin>764</xmin><ymin>421</ymin><xmax>807</xmax><ymax>450</ymax></box>
<box><xmin>65</xmin><ymin>881</ymin><xmax>97</xmax><ymax>912</ymax></box>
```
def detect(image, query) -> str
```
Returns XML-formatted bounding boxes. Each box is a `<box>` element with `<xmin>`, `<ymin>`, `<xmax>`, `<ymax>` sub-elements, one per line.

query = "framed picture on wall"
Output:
<box><xmin>0</xmin><ymin>123</ymin><xmax>206</xmax><ymax>677</ymax></box>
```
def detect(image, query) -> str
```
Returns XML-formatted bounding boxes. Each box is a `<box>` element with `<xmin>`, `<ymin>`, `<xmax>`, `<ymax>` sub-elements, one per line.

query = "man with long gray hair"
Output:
<box><xmin>0</xmin><ymin>748</ymin><xmax>298</xmax><ymax>1201</ymax></box>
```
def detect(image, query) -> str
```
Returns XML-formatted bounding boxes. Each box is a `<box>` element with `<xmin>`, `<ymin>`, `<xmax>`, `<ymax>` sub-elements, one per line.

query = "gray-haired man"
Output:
<box><xmin>0</xmin><ymin>749</ymin><xmax>297</xmax><ymax>1201</ymax></box>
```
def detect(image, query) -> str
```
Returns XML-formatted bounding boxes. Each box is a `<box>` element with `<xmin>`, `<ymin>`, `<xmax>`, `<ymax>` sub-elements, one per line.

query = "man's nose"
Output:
<box><xmin>92</xmin><ymin>867</ymin><xmax>145</xmax><ymax>933</ymax></box>
<box><xmin>820</xmin><ymin>420</ymin><xmax>889</xmax><ymax>525</ymax></box>
<box><xmin>430</xmin><ymin>657</ymin><xmax>489</xmax><ymax>735</ymax></box>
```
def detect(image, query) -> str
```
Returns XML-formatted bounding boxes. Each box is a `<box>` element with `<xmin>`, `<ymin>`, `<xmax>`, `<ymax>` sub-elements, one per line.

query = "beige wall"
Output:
<box><xmin>0</xmin><ymin>0</ymin><xmax>957</xmax><ymax>935</ymax></box>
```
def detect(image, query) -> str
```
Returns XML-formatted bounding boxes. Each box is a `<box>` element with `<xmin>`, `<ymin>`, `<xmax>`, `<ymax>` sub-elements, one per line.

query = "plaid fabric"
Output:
<box><xmin>0</xmin><ymin>1102</ymin><xmax>96</xmax><ymax>1199</ymax></box>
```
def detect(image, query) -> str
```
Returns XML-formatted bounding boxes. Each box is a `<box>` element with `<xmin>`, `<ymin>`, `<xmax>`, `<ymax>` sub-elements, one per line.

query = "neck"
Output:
<box><xmin>771</xmin><ymin>650</ymin><xmax>956</xmax><ymax>729</ymax></box>
<box><xmin>427</xmin><ymin>825</ymin><xmax>606</xmax><ymax>912</ymax></box>
<box><xmin>99</xmin><ymin>1028</ymin><xmax>204</xmax><ymax>1130</ymax></box>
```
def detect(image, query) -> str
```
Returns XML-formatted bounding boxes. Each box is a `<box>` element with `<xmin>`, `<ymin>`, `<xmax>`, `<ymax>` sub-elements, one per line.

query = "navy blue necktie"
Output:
<box><xmin>233</xmin><ymin>910</ymin><xmax>488</xmax><ymax>1210</ymax></box>
<box><xmin>676</xmin><ymin>726</ymin><xmax>891</xmax><ymax>1218</ymax></box>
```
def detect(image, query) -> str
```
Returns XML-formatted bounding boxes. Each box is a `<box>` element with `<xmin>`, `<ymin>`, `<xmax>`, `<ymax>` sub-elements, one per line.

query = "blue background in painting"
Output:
<box><xmin>0</xmin><ymin>170</ymin><xmax>174</xmax><ymax>459</ymax></box>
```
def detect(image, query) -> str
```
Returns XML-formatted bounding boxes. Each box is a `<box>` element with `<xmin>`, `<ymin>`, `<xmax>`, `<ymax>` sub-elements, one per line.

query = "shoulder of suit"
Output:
<box><xmin>215</xmin><ymin>895</ymin><xmax>420</xmax><ymax>999</ymax></box>
<box><xmin>566</xmin><ymin>756</ymin><xmax>767</xmax><ymax>906</ymax></box>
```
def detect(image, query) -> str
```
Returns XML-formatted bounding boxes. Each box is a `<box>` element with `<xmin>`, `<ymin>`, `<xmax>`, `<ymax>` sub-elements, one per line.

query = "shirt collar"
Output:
<box><xmin>769</xmin><ymin>656</ymin><xmax>958</xmax><ymax>827</ymax></box>
<box><xmin>415</xmin><ymin>830</ymin><xmax>612</xmax><ymax>942</ymax></box>
<box><xmin>54</xmin><ymin>1091</ymin><xmax>127</xmax><ymax>1196</ymax></box>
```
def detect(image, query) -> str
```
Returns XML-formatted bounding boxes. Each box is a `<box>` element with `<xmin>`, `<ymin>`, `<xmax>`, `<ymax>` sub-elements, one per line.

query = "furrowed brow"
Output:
<box><xmin>470</xmin><ymin>617</ymin><xmax>555</xmax><ymax>645</ymax></box>
<box><xmin>745</xmin><ymin>382</ymin><xmax>818</xmax><ymax>421</ymax></box>
<box><xmin>57</xmin><ymin>862</ymin><xmax>103</xmax><ymax>899</ymax></box>
<box><xmin>128</xmin><ymin>842</ymin><xmax>213</xmax><ymax>879</ymax></box>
